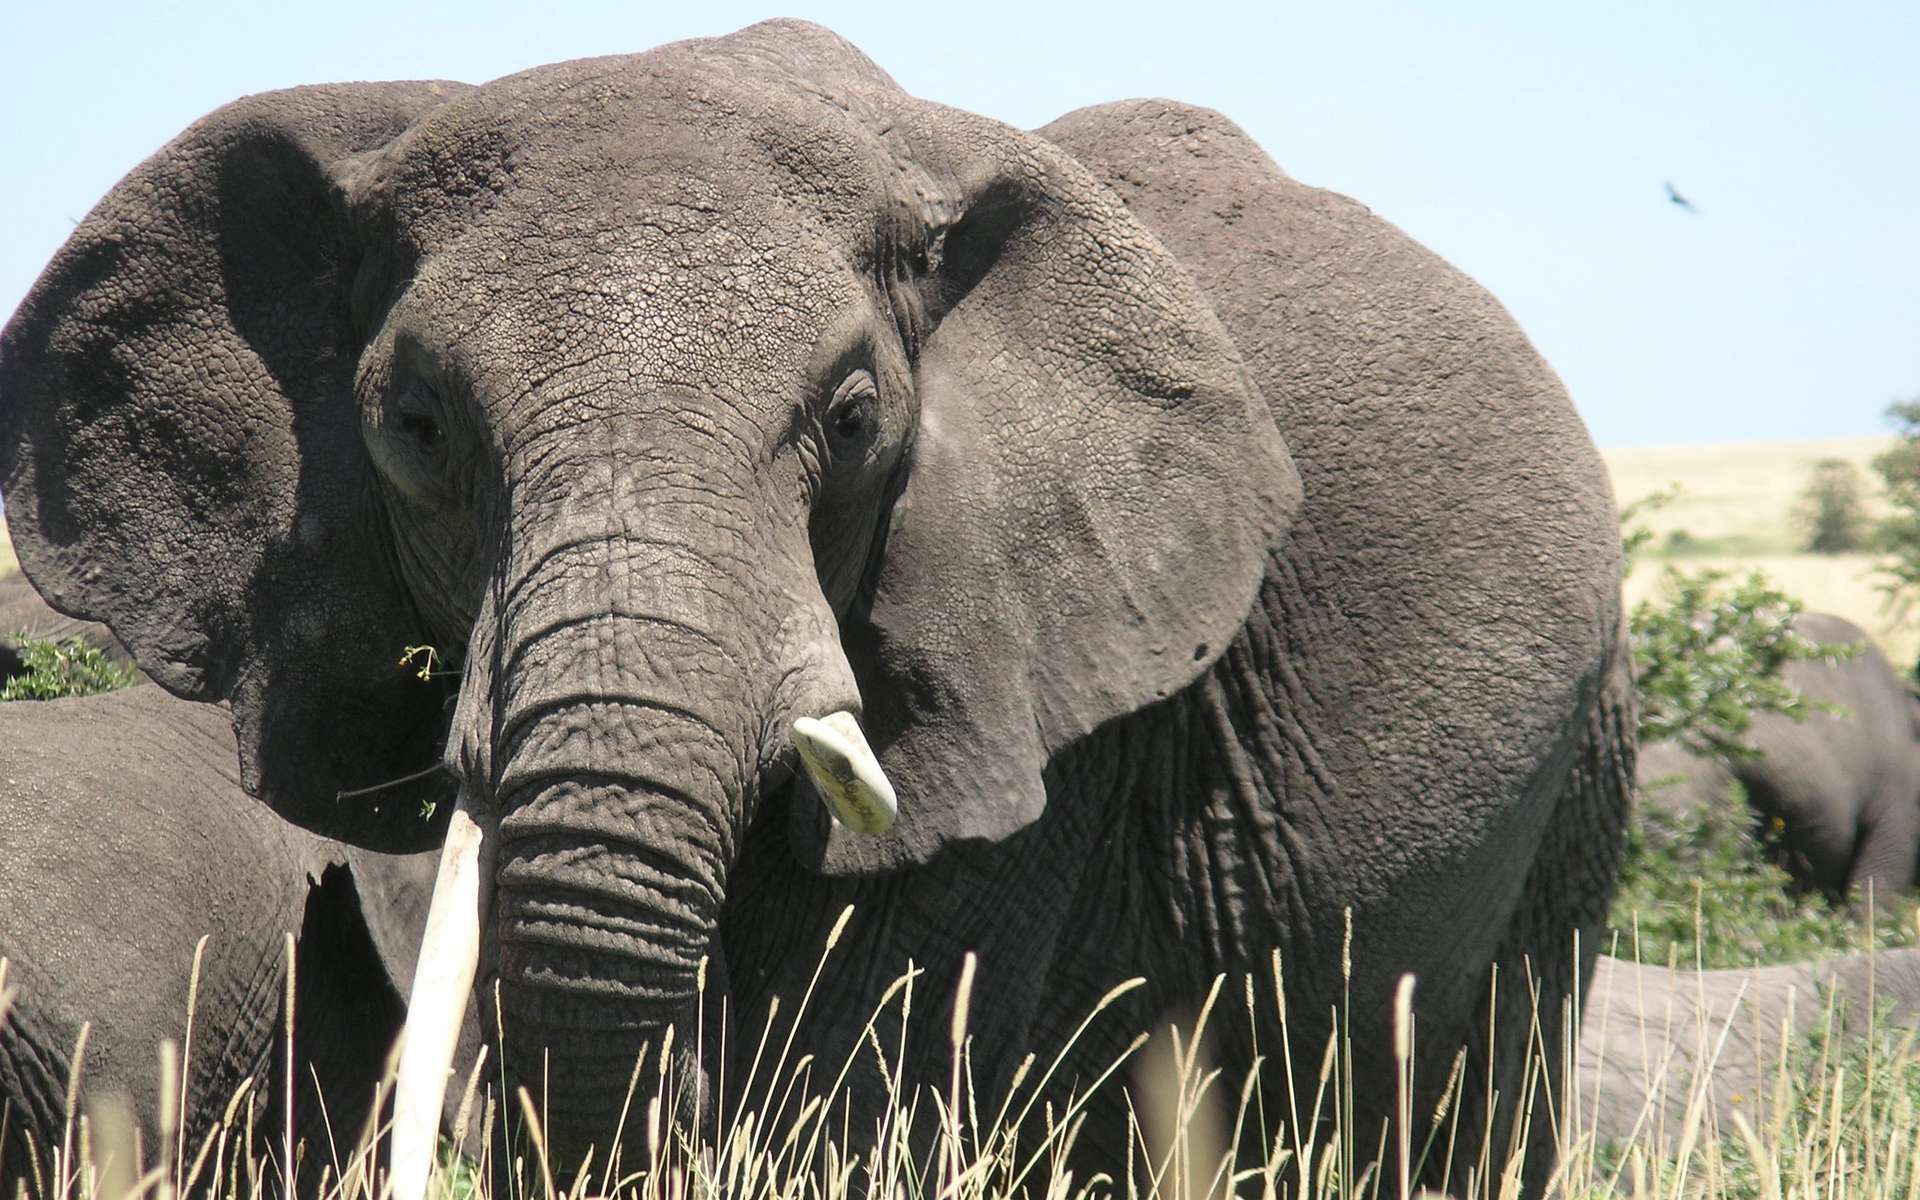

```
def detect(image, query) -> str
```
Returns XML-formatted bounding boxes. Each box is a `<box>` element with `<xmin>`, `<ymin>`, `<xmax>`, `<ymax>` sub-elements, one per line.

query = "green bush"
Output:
<box><xmin>1624</xmin><ymin>488</ymin><xmax>1837</xmax><ymax>761</ymax></box>
<box><xmin>1661</xmin><ymin>528</ymin><xmax>1703</xmax><ymax>554</ymax></box>
<box><xmin>0</xmin><ymin>636</ymin><xmax>137</xmax><ymax>701</ymax></box>
<box><xmin>1612</xmin><ymin>487</ymin><xmax>1906</xmax><ymax>965</ymax></box>
<box><xmin>1609</xmin><ymin>779</ymin><xmax>1918</xmax><ymax>969</ymax></box>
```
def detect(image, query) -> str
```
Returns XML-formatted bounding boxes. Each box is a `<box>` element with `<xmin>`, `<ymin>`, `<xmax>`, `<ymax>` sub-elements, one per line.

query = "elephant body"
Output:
<box><xmin>0</xmin><ymin>23</ymin><xmax>1633</xmax><ymax>1194</ymax></box>
<box><xmin>1638</xmin><ymin>613</ymin><xmax>1920</xmax><ymax>903</ymax></box>
<box><xmin>1578</xmin><ymin>950</ymin><xmax>1920</xmax><ymax>1146</ymax></box>
<box><xmin>0</xmin><ymin>687</ymin><xmax>446</xmax><ymax>1197</ymax></box>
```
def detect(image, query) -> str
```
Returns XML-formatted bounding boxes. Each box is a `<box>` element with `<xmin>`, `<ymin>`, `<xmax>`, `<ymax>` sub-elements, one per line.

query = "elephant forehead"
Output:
<box><xmin>400</xmin><ymin>213</ymin><xmax>871</xmax><ymax>436</ymax></box>
<box><xmin>357</xmin><ymin>42</ymin><xmax>911</xmax><ymax>259</ymax></box>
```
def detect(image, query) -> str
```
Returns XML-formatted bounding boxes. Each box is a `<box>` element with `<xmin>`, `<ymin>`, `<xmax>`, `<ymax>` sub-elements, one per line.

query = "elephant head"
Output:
<box><xmin>0</xmin><ymin>20</ymin><xmax>1298</xmax><ymax>1177</ymax></box>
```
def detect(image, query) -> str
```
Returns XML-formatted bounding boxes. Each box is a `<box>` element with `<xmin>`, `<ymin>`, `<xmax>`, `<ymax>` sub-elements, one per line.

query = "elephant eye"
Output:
<box><xmin>399</xmin><ymin>412</ymin><xmax>443</xmax><ymax>449</ymax></box>
<box><xmin>831</xmin><ymin>405</ymin><xmax>869</xmax><ymax>442</ymax></box>
<box><xmin>825</xmin><ymin>370</ymin><xmax>879</xmax><ymax>456</ymax></box>
<box><xmin>363</xmin><ymin>368</ymin><xmax>456</xmax><ymax>507</ymax></box>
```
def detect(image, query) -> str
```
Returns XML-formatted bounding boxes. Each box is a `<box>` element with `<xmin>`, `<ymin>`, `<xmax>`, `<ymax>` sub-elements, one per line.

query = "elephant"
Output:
<box><xmin>0</xmin><ymin>20</ymin><xmax>1635</xmax><ymax>1198</ymax></box>
<box><xmin>0</xmin><ymin>574</ymin><xmax>130</xmax><ymax>683</ymax></box>
<box><xmin>1633</xmin><ymin>739</ymin><xmax>1731</xmax><ymax>818</ymax></box>
<box><xmin>1576</xmin><ymin>949</ymin><xmax>1920</xmax><ymax>1147</ymax></box>
<box><xmin>1636</xmin><ymin>612</ymin><xmax>1920</xmax><ymax>905</ymax></box>
<box><xmin>0</xmin><ymin>686</ymin><xmax>461</xmax><ymax>1198</ymax></box>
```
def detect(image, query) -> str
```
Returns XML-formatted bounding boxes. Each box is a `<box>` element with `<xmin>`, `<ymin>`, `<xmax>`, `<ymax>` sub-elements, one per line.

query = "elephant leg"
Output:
<box><xmin>274</xmin><ymin>864</ymin><xmax>411</xmax><ymax>1192</ymax></box>
<box><xmin>1447</xmin><ymin>654</ymin><xmax>1633</xmax><ymax>1197</ymax></box>
<box><xmin>0</xmin><ymin>1005</ymin><xmax>74</xmax><ymax>1200</ymax></box>
<box><xmin>1739</xmin><ymin>775</ymin><xmax>1857</xmax><ymax>903</ymax></box>
<box><xmin>1846</xmin><ymin>780</ymin><xmax>1920</xmax><ymax>908</ymax></box>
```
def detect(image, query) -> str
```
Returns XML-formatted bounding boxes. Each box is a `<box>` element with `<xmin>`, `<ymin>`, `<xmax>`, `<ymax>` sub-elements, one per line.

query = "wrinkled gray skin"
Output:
<box><xmin>1638</xmin><ymin>613</ymin><xmax>1920</xmax><ymax>904</ymax></box>
<box><xmin>0</xmin><ymin>687</ymin><xmax>450</xmax><ymax>1196</ymax></box>
<box><xmin>1578</xmin><ymin>951</ymin><xmax>1920</xmax><ymax>1146</ymax></box>
<box><xmin>0</xmin><ymin>22</ymin><xmax>1634</xmax><ymax>1192</ymax></box>
<box><xmin>0</xmin><ymin>575</ymin><xmax>130</xmax><ymax>681</ymax></box>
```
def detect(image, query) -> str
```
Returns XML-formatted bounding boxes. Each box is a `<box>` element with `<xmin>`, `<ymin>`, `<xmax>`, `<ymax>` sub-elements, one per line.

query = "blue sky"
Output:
<box><xmin>2</xmin><ymin>0</ymin><xmax>1914</xmax><ymax>447</ymax></box>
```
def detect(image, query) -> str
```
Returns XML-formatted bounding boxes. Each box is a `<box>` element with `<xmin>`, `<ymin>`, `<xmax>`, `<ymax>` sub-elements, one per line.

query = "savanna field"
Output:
<box><xmin>1613</xmin><ymin>436</ymin><xmax>1913</xmax><ymax>662</ymax></box>
<box><xmin>4</xmin><ymin>436</ymin><xmax>1920</xmax><ymax>1200</ymax></box>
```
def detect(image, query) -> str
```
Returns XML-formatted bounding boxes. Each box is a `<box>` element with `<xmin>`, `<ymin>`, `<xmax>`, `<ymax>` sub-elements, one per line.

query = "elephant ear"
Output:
<box><xmin>0</xmin><ymin>82</ymin><xmax>468</xmax><ymax>851</ymax></box>
<box><xmin>806</xmin><ymin>113</ymin><xmax>1301</xmax><ymax>872</ymax></box>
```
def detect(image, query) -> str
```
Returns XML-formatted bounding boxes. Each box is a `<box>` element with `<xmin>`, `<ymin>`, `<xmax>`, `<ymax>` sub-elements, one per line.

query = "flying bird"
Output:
<box><xmin>1664</xmin><ymin>181</ymin><xmax>1699</xmax><ymax>214</ymax></box>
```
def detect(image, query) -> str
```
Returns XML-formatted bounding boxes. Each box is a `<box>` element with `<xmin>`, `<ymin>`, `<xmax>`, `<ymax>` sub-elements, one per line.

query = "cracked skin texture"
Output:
<box><xmin>0</xmin><ymin>21</ymin><xmax>1632</xmax><ymax>1194</ymax></box>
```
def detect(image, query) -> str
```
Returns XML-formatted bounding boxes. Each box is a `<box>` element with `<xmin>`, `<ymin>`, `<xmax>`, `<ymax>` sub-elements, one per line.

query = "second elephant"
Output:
<box><xmin>1579</xmin><ymin>949</ymin><xmax>1920</xmax><ymax>1146</ymax></box>
<box><xmin>1638</xmin><ymin>613</ymin><xmax>1920</xmax><ymax>904</ymax></box>
<box><xmin>0</xmin><ymin>686</ymin><xmax>469</xmax><ymax>1197</ymax></box>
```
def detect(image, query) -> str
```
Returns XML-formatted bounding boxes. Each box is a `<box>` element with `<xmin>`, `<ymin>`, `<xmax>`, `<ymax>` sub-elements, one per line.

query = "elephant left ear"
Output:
<box><xmin>805</xmin><ymin>116</ymin><xmax>1300</xmax><ymax>873</ymax></box>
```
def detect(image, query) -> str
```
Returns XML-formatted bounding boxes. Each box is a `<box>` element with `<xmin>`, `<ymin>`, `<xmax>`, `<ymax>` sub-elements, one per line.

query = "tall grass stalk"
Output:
<box><xmin>14</xmin><ymin>925</ymin><xmax>1920</xmax><ymax>1200</ymax></box>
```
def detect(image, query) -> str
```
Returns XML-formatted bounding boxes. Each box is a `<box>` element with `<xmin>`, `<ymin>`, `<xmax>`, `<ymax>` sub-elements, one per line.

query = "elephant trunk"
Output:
<box><xmin>480</xmin><ymin>560</ymin><xmax>756</xmax><ymax>1175</ymax></box>
<box><xmin>477</xmin><ymin>486</ymin><xmax>871</xmax><ymax>1174</ymax></box>
<box><xmin>389</xmin><ymin>410</ymin><xmax>886</xmax><ymax>1194</ymax></box>
<box><xmin>490</xmin><ymin>705</ymin><xmax>737</xmax><ymax>1170</ymax></box>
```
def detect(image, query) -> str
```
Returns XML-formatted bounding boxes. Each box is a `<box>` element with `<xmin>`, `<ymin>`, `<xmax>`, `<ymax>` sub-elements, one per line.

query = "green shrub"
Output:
<box><xmin>1875</xmin><ymin>399</ymin><xmax>1920</xmax><ymax>628</ymax></box>
<box><xmin>0</xmin><ymin>636</ymin><xmax>137</xmax><ymax>701</ymax></box>
<box><xmin>1661</xmin><ymin>528</ymin><xmax>1703</xmax><ymax>554</ymax></box>
<box><xmin>1609</xmin><ymin>779</ymin><xmax>1918</xmax><ymax>969</ymax></box>
<box><xmin>1624</xmin><ymin>488</ymin><xmax>1837</xmax><ymax>761</ymax></box>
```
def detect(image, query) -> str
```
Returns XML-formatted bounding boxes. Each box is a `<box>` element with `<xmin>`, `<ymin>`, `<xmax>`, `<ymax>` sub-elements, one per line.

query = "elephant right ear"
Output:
<box><xmin>0</xmin><ymin>82</ymin><xmax>468</xmax><ymax>851</ymax></box>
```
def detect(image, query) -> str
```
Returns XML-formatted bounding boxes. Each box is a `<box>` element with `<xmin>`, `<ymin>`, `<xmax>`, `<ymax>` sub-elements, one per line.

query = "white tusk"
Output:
<box><xmin>792</xmin><ymin>711</ymin><xmax>898</xmax><ymax>834</ymax></box>
<box><xmin>389</xmin><ymin>789</ymin><xmax>495</xmax><ymax>1200</ymax></box>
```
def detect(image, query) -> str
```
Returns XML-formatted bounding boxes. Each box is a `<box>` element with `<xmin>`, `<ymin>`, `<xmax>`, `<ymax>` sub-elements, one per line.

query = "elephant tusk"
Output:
<box><xmin>792</xmin><ymin>711</ymin><xmax>898</xmax><ymax>834</ymax></box>
<box><xmin>390</xmin><ymin>788</ymin><xmax>495</xmax><ymax>1200</ymax></box>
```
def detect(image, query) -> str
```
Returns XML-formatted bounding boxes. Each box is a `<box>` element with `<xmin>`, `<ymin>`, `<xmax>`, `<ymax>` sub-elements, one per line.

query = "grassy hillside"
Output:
<box><xmin>1607</xmin><ymin>435</ymin><xmax>1895</xmax><ymax>553</ymax></box>
<box><xmin>1607</xmin><ymin>435</ymin><xmax>1916</xmax><ymax>665</ymax></box>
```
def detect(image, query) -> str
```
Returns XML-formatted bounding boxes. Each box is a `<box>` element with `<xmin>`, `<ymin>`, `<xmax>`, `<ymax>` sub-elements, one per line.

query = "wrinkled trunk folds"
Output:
<box><xmin>480</xmin><ymin>452</ymin><xmax>832</xmax><ymax>1156</ymax></box>
<box><xmin>487</xmin><ymin>555</ymin><xmax>753</xmax><ymax>1167</ymax></box>
<box><xmin>493</xmin><ymin>742</ymin><xmax>734</xmax><ymax>1153</ymax></box>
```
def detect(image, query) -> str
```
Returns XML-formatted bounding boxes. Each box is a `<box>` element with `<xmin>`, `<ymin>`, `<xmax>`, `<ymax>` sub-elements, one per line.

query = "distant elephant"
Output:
<box><xmin>1637</xmin><ymin>613</ymin><xmax>1920</xmax><ymax>904</ymax></box>
<box><xmin>0</xmin><ymin>20</ymin><xmax>1634</xmax><ymax>1197</ymax></box>
<box><xmin>1633</xmin><ymin>739</ymin><xmax>1730</xmax><ymax>817</ymax></box>
<box><xmin>0</xmin><ymin>575</ymin><xmax>130</xmax><ymax>682</ymax></box>
<box><xmin>0</xmin><ymin>686</ymin><xmax>464</xmax><ymax>1197</ymax></box>
<box><xmin>1577</xmin><ymin>950</ymin><xmax>1920</xmax><ymax>1146</ymax></box>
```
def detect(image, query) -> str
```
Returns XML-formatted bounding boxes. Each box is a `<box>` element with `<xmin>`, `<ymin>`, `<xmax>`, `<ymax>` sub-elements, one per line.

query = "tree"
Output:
<box><xmin>1793</xmin><ymin>458</ymin><xmax>1868</xmax><ymax>554</ymax></box>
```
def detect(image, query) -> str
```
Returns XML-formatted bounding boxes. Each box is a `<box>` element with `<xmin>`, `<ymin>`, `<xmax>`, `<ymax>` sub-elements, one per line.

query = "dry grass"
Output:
<box><xmin>1604</xmin><ymin>436</ymin><xmax>1918</xmax><ymax>665</ymax></box>
<box><xmin>1605</xmin><ymin>437</ymin><xmax>1897</xmax><ymax>552</ymax></box>
<box><xmin>10</xmin><ymin>929</ymin><xmax>1920</xmax><ymax>1200</ymax></box>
